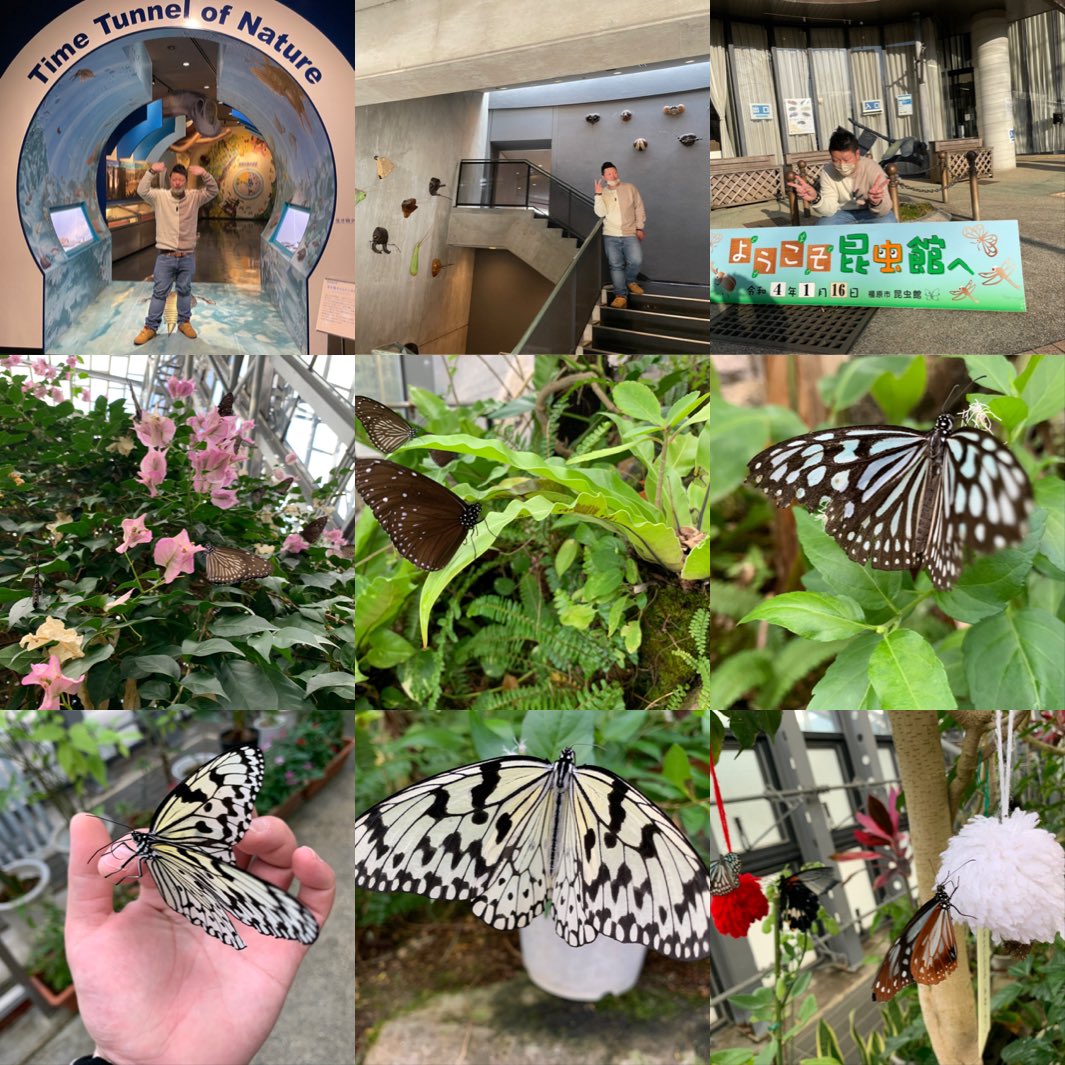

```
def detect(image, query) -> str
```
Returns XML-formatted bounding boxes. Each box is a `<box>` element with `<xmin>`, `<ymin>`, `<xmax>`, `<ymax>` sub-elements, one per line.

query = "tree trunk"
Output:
<box><xmin>888</xmin><ymin>710</ymin><xmax>979</xmax><ymax>1065</ymax></box>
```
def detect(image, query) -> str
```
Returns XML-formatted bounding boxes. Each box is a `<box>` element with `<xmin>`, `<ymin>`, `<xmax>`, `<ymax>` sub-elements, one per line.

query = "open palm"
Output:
<box><xmin>65</xmin><ymin>812</ymin><xmax>335</xmax><ymax>1065</ymax></box>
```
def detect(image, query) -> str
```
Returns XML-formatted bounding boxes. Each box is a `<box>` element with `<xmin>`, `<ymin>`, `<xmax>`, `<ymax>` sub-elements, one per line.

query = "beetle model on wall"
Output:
<box><xmin>370</xmin><ymin>227</ymin><xmax>399</xmax><ymax>254</ymax></box>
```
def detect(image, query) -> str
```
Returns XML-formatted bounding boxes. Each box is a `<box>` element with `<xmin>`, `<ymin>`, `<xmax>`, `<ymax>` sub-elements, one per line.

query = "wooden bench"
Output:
<box><xmin>930</xmin><ymin>138</ymin><xmax>993</xmax><ymax>181</ymax></box>
<box><xmin>711</xmin><ymin>154</ymin><xmax>781</xmax><ymax>207</ymax></box>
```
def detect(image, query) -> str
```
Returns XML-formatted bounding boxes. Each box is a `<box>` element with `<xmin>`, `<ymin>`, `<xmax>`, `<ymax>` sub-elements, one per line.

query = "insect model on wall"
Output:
<box><xmin>354</xmin><ymin>747</ymin><xmax>712</xmax><ymax>959</ymax></box>
<box><xmin>370</xmin><ymin>227</ymin><xmax>399</xmax><ymax>254</ymax></box>
<box><xmin>99</xmin><ymin>747</ymin><xmax>319</xmax><ymax>950</ymax></box>
<box><xmin>746</xmin><ymin>408</ymin><xmax>1034</xmax><ymax>590</ymax></box>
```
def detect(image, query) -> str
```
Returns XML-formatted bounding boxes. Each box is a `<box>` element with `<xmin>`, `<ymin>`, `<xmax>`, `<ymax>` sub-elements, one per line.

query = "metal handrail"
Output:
<box><xmin>457</xmin><ymin>158</ymin><xmax>595</xmax><ymax>206</ymax></box>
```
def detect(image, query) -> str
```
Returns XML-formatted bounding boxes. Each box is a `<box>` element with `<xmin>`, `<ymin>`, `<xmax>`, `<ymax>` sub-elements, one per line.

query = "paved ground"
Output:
<box><xmin>711</xmin><ymin>154</ymin><xmax>1065</xmax><ymax>354</ymax></box>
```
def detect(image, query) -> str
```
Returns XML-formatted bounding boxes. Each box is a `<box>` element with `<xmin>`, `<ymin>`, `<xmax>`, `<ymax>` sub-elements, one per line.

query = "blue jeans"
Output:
<box><xmin>816</xmin><ymin>208</ymin><xmax>897</xmax><ymax>225</ymax></box>
<box><xmin>604</xmin><ymin>235</ymin><xmax>643</xmax><ymax>296</ymax></box>
<box><xmin>145</xmin><ymin>252</ymin><xmax>195</xmax><ymax>328</ymax></box>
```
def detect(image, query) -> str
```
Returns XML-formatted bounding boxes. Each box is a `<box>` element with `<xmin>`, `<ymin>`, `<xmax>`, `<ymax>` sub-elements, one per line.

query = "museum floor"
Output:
<box><xmin>112</xmin><ymin>219</ymin><xmax>265</xmax><ymax>287</ymax></box>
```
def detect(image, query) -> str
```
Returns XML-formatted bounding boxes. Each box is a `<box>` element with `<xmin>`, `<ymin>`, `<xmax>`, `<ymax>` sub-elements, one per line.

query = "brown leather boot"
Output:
<box><xmin>627</xmin><ymin>282</ymin><xmax>644</xmax><ymax>295</ymax></box>
<box><xmin>134</xmin><ymin>327</ymin><xmax>156</xmax><ymax>345</ymax></box>
<box><xmin>178</xmin><ymin>322</ymin><xmax>197</xmax><ymax>339</ymax></box>
<box><xmin>610</xmin><ymin>296</ymin><xmax>627</xmax><ymax>308</ymax></box>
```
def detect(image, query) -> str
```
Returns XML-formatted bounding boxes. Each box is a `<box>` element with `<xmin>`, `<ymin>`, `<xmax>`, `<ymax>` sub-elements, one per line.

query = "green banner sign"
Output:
<box><xmin>710</xmin><ymin>220</ymin><xmax>1026</xmax><ymax>312</ymax></box>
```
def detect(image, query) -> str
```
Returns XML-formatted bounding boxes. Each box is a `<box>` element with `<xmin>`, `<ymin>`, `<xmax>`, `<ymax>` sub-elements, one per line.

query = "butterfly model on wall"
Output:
<box><xmin>202</xmin><ymin>544</ymin><xmax>273</xmax><ymax>584</ymax></box>
<box><xmin>777</xmin><ymin>864</ymin><xmax>840</xmax><ymax>932</ymax></box>
<box><xmin>355</xmin><ymin>458</ymin><xmax>484</xmax><ymax>571</ymax></box>
<box><xmin>101</xmin><ymin>747</ymin><xmax>319</xmax><ymax>950</ymax></box>
<box><xmin>746</xmin><ymin>413</ymin><xmax>1033</xmax><ymax>590</ymax></box>
<box><xmin>354</xmin><ymin>747</ymin><xmax>712</xmax><ymax>959</ymax></box>
<box><xmin>354</xmin><ymin>394</ymin><xmax>452</xmax><ymax>467</ymax></box>
<box><xmin>872</xmin><ymin>879</ymin><xmax>964</xmax><ymax>1001</ymax></box>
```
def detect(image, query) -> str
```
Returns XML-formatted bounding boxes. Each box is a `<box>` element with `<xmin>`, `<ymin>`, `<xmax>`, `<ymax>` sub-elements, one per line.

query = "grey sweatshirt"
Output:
<box><xmin>138</xmin><ymin>169</ymin><xmax>219</xmax><ymax>251</ymax></box>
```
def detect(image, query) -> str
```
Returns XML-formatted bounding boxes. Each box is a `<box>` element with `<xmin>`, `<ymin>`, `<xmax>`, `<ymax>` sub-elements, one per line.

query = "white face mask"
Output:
<box><xmin>836</xmin><ymin>162</ymin><xmax>856</xmax><ymax>176</ymax></box>
<box><xmin>606</xmin><ymin>177</ymin><xmax>620</xmax><ymax>187</ymax></box>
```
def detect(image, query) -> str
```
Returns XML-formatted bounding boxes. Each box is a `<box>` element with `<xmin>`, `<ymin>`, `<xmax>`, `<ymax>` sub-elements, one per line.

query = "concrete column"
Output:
<box><xmin>971</xmin><ymin>9</ymin><xmax>1017</xmax><ymax>171</ymax></box>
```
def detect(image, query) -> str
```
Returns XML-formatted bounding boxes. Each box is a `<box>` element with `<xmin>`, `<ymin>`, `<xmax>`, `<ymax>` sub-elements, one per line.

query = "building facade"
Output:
<box><xmin>711</xmin><ymin>1</ymin><xmax>1064</xmax><ymax>170</ymax></box>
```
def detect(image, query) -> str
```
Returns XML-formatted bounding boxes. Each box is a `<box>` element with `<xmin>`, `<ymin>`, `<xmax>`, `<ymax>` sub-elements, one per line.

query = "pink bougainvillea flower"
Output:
<box><xmin>66</xmin><ymin>355</ymin><xmax>78</xmax><ymax>367</ymax></box>
<box><xmin>324</xmin><ymin>529</ymin><xmax>350</xmax><ymax>558</ymax></box>
<box><xmin>2</xmin><ymin>354</ymin><xmax>25</xmax><ymax>368</ymax></box>
<box><xmin>166</xmin><ymin>376</ymin><xmax>196</xmax><ymax>399</ymax></box>
<box><xmin>80</xmin><ymin>389</ymin><xmax>90</xmax><ymax>401</ymax></box>
<box><xmin>153</xmin><ymin>529</ymin><xmax>204</xmax><ymax>584</ymax></box>
<box><xmin>104</xmin><ymin>590</ymin><xmax>134</xmax><ymax>610</ymax></box>
<box><xmin>134</xmin><ymin>412</ymin><xmax>176</xmax><ymax>450</ymax></box>
<box><xmin>137</xmin><ymin>448</ymin><xmax>168</xmax><ymax>496</ymax></box>
<box><xmin>43</xmin><ymin>365</ymin><xmax>59</xmax><ymax>381</ymax></box>
<box><xmin>284</xmin><ymin>452</ymin><xmax>298</xmax><ymax>465</ymax></box>
<box><xmin>210</xmin><ymin>487</ymin><xmax>239</xmax><ymax>509</ymax></box>
<box><xmin>283</xmin><ymin>533</ymin><xmax>310</xmax><ymax>554</ymax></box>
<box><xmin>49</xmin><ymin>387</ymin><xmax>63</xmax><ymax>402</ymax></box>
<box><xmin>21</xmin><ymin>653</ymin><xmax>82</xmax><ymax>712</ymax></box>
<box><xmin>31</xmin><ymin>357</ymin><xmax>50</xmax><ymax>375</ymax></box>
<box><xmin>188</xmin><ymin>408</ymin><xmax>228</xmax><ymax>445</ymax></box>
<box><xmin>117</xmin><ymin>515</ymin><xmax>153</xmax><ymax>554</ymax></box>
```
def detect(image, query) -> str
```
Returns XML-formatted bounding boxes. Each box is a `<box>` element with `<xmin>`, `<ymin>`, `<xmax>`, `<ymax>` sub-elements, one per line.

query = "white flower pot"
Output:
<box><xmin>0</xmin><ymin>857</ymin><xmax>52</xmax><ymax>953</ymax></box>
<box><xmin>519</xmin><ymin>913</ymin><xmax>646</xmax><ymax>1000</ymax></box>
<box><xmin>254</xmin><ymin>714</ymin><xmax>292</xmax><ymax>752</ymax></box>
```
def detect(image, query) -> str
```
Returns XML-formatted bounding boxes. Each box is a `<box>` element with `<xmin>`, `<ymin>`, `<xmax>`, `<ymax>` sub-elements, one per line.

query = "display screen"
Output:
<box><xmin>49</xmin><ymin>204</ymin><xmax>98</xmax><ymax>253</ymax></box>
<box><xmin>270</xmin><ymin>203</ymin><xmax>311</xmax><ymax>256</ymax></box>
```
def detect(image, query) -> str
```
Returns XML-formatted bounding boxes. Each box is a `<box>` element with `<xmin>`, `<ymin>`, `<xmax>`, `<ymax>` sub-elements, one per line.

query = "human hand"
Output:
<box><xmin>150</xmin><ymin>162</ymin><xmax>166</xmax><ymax>173</ymax></box>
<box><xmin>867</xmin><ymin>176</ymin><xmax>887</xmax><ymax>205</ymax></box>
<box><xmin>636</xmin><ymin>228</ymin><xmax>645</xmax><ymax>241</ymax></box>
<box><xmin>65</xmin><ymin>811</ymin><xmax>335</xmax><ymax>1065</ymax></box>
<box><xmin>785</xmin><ymin>176</ymin><xmax>816</xmax><ymax>202</ymax></box>
<box><xmin>594</xmin><ymin>179</ymin><xmax>603</xmax><ymax>194</ymax></box>
<box><xmin>188</xmin><ymin>165</ymin><xmax>205</xmax><ymax>177</ymax></box>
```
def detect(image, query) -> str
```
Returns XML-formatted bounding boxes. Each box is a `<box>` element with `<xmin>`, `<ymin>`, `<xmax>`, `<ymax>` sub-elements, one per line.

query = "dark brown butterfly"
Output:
<box><xmin>778</xmin><ymin>865</ymin><xmax>839</xmax><ymax>932</ymax></box>
<box><xmin>217</xmin><ymin>392</ymin><xmax>235</xmax><ymax>417</ymax></box>
<box><xmin>872</xmin><ymin>881</ymin><xmax>963</xmax><ymax>1002</ymax></box>
<box><xmin>249</xmin><ymin>477</ymin><xmax>294</xmax><ymax>506</ymax></box>
<box><xmin>354</xmin><ymin>395</ymin><xmax>451</xmax><ymax>467</ymax></box>
<box><xmin>128</xmin><ymin>382</ymin><xmax>143</xmax><ymax>422</ymax></box>
<box><xmin>301</xmin><ymin>516</ymin><xmax>328</xmax><ymax>543</ymax></box>
<box><xmin>202</xmin><ymin>545</ymin><xmax>272</xmax><ymax>584</ymax></box>
<box><xmin>31</xmin><ymin>559</ymin><xmax>43</xmax><ymax>610</ymax></box>
<box><xmin>355</xmin><ymin>459</ymin><xmax>483</xmax><ymax>571</ymax></box>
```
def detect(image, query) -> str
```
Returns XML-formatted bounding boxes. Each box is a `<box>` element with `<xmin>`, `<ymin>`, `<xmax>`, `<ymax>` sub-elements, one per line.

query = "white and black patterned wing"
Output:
<box><xmin>149</xmin><ymin>843</ymin><xmax>319</xmax><ymax>950</ymax></box>
<box><xmin>568</xmin><ymin>765</ymin><xmax>712</xmax><ymax>960</ymax></box>
<box><xmin>707</xmin><ymin>852</ymin><xmax>742</xmax><ymax>895</ymax></box>
<box><xmin>202</xmin><ymin>545</ymin><xmax>272</xmax><ymax>584</ymax></box>
<box><xmin>354</xmin><ymin>755</ymin><xmax>556</xmax><ymax>925</ymax></box>
<box><xmin>148</xmin><ymin>747</ymin><xmax>263</xmax><ymax>861</ymax></box>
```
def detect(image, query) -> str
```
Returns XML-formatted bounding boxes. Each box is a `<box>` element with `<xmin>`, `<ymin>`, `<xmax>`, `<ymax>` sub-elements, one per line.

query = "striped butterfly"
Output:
<box><xmin>746</xmin><ymin>413</ymin><xmax>1033</xmax><ymax>590</ymax></box>
<box><xmin>354</xmin><ymin>748</ymin><xmax>712</xmax><ymax>959</ymax></box>
<box><xmin>354</xmin><ymin>394</ymin><xmax>452</xmax><ymax>467</ymax></box>
<box><xmin>708</xmin><ymin>851</ymin><xmax>742</xmax><ymax>895</ymax></box>
<box><xmin>872</xmin><ymin>880</ymin><xmax>963</xmax><ymax>1001</ymax></box>
<box><xmin>202</xmin><ymin>544</ymin><xmax>273</xmax><ymax>584</ymax></box>
<box><xmin>104</xmin><ymin>747</ymin><xmax>319</xmax><ymax>950</ymax></box>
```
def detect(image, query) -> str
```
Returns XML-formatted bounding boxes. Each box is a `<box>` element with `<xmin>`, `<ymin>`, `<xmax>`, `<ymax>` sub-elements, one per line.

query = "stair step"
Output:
<box><xmin>599</xmin><ymin>306</ymin><xmax>711</xmax><ymax>342</ymax></box>
<box><xmin>591</xmin><ymin>325</ymin><xmax>713</xmax><ymax>355</ymax></box>
<box><xmin>626</xmin><ymin>293</ymin><xmax>711</xmax><ymax>318</ymax></box>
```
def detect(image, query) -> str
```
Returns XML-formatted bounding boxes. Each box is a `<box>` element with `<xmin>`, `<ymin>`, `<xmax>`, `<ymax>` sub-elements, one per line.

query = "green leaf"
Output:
<box><xmin>728</xmin><ymin>989</ymin><xmax>774</xmax><ymax>1011</ymax></box>
<box><xmin>554</xmin><ymin>538</ymin><xmax>578</xmax><ymax>577</ymax></box>
<box><xmin>365</xmin><ymin>630</ymin><xmax>416</xmax><ymax>669</ymax></box>
<box><xmin>822</xmin><ymin>355</ymin><xmax>918</xmax><ymax>414</ymax></box>
<box><xmin>807</xmin><ymin>633</ymin><xmax>882</xmax><ymax>710</ymax></box>
<box><xmin>612</xmin><ymin>381</ymin><xmax>663</xmax><ymax>424</ymax></box>
<box><xmin>662</xmin><ymin>743</ymin><xmax>693</xmax><ymax>788</ymax></box>
<box><xmin>741</xmin><ymin>592</ymin><xmax>871</xmax><ymax>641</ymax></box>
<box><xmin>963</xmin><ymin>607</ymin><xmax>1065</xmax><ymax>710</ymax></box>
<box><xmin>870</xmin><ymin>355</ymin><xmax>926</xmax><ymax>423</ymax></box>
<box><xmin>708</xmin><ymin>649</ymin><xmax>773</xmax><ymax>711</ymax></box>
<box><xmin>66</xmin><ymin>722</ymin><xmax>99</xmax><ymax>755</ymax></box>
<box><xmin>962</xmin><ymin>354</ymin><xmax>1016</xmax><ymax>396</ymax></box>
<box><xmin>180</xmin><ymin>638</ymin><xmax>243</xmax><ymax>657</ymax></box>
<box><xmin>710</xmin><ymin>1051</ymin><xmax>756</xmax><ymax>1065</ymax></box>
<box><xmin>708</xmin><ymin>398</ymin><xmax>806</xmax><ymax>504</ymax></box>
<box><xmin>127</xmin><ymin>655</ymin><xmax>180</xmax><ymax>680</ymax></box>
<box><xmin>306</xmin><ymin>671</ymin><xmax>359</xmax><ymax>694</ymax></box>
<box><xmin>1020</xmin><ymin>355</ymin><xmax>1065</xmax><ymax>426</ymax></box>
<box><xmin>868</xmin><ymin>629</ymin><xmax>956</xmax><ymax>710</ymax></box>
<box><xmin>1034</xmin><ymin>479</ymin><xmax>1065</xmax><ymax>573</ymax></box>
<box><xmin>986</xmin><ymin>396</ymin><xmax>1028</xmax><ymax>435</ymax></box>
<box><xmin>621</xmin><ymin>620</ymin><xmax>642</xmax><ymax>653</ymax></box>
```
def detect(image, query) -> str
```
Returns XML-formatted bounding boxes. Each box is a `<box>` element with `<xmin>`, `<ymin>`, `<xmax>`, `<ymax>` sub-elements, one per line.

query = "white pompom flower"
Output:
<box><xmin>937</xmin><ymin>809</ymin><xmax>1065</xmax><ymax>945</ymax></box>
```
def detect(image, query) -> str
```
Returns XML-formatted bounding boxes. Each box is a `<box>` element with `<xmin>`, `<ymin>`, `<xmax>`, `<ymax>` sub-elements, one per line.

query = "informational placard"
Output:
<box><xmin>709</xmin><ymin>221</ymin><xmax>1026</xmax><ymax>312</ymax></box>
<box><xmin>314</xmin><ymin>277</ymin><xmax>355</xmax><ymax>339</ymax></box>
<box><xmin>896</xmin><ymin>94</ymin><xmax>913</xmax><ymax>117</ymax></box>
<box><xmin>862</xmin><ymin>99</ymin><xmax>883</xmax><ymax>115</ymax></box>
<box><xmin>785</xmin><ymin>98</ymin><xmax>815</xmax><ymax>136</ymax></box>
<box><xmin>750</xmin><ymin>103</ymin><xmax>773</xmax><ymax>120</ymax></box>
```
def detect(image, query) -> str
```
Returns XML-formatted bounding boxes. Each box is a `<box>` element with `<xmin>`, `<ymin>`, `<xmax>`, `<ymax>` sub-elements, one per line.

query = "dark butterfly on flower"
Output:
<box><xmin>202</xmin><ymin>544</ymin><xmax>272</xmax><ymax>584</ymax></box>
<box><xmin>777</xmin><ymin>865</ymin><xmax>839</xmax><ymax>932</ymax></box>
<box><xmin>103</xmin><ymin>746</ymin><xmax>319</xmax><ymax>950</ymax></box>
<box><xmin>354</xmin><ymin>395</ymin><xmax>452</xmax><ymax>467</ymax></box>
<box><xmin>707</xmin><ymin>851</ymin><xmax>742</xmax><ymax>895</ymax></box>
<box><xmin>251</xmin><ymin>476</ymin><xmax>295</xmax><ymax>505</ymax></box>
<box><xmin>217</xmin><ymin>391</ymin><xmax>235</xmax><ymax>417</ymax></box>
<box><xmin>872</xmin><ymin>880</ymin><xmax>965</xmax><ymax>1001</ymax></box>
<box><xmin>31</xmin><ymin>558</ymin><xmax>43</xmax><ymax>610</ymax></box>
<box><xmin>301</xmin><ymin>515</ymin><xmax>328</xmax><ymax>543</ymax></box>
<box><xmin>746</xmin><ymin>413</ymin><xmax>1033</xmax><ymax>591</ymax></box>
<box><xmin>355</xmin><ymin>458</ymin><xmax>484</xmax><ymax>571</ymax></box>
<box><xmin>128</xmin><ymin>381</ymin><xmax>143</xmax><ymax>423</ymax></box>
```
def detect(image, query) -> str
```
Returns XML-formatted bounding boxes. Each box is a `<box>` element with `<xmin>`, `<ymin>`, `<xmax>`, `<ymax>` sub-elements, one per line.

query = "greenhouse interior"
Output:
<box><xmin>2</xmin><ymin>353</ymin><xmax>1064</xmax><ymax>1065</ymax></box>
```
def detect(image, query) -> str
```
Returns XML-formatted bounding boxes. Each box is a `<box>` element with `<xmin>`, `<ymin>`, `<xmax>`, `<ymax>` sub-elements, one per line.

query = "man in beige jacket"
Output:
<box><xmin>787</xmin><ymin>128</ymin><xmax>895</xmax><ymax>225</ymax></box>
<box><xmin>593</xmin><ymin>162</ymin><xmax>647</xmax><ymax>307</ymax></box>
<box><xmin>134</xmin><ymin>161</ymin><xmax>219</xmax><ymax>344</ymax></box>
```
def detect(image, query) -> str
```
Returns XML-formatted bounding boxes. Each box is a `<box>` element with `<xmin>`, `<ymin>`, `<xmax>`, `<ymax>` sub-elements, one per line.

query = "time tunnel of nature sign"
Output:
<box><xmin>709</xmin><ymin>221</ymin><xmax>1026</xmax><ymax>312</ymax></box>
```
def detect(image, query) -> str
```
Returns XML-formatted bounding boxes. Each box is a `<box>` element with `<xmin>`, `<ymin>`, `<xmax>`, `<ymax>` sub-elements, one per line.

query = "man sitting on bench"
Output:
<box><xmin>787</xmin><ymin>127</ymin><xmax>895</xmax><ymax>225</ymax></box>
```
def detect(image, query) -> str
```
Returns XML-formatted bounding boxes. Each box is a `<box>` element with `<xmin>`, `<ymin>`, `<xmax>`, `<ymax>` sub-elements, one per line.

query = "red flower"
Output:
<box><xmin>711</xmin><ymin>873</ymin><xmax>768</xmax><ymax>938</ymax></box>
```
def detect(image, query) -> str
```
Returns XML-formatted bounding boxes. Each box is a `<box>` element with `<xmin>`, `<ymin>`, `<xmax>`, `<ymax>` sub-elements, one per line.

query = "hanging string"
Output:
<box><xmin>707</xmin><ymin>749</ymin><xmax>734</xmax><ymax>854</ymax></box>
<box><xmin>994</xmin><ymin>709</ymin><xmax>1015</xmax><ymax>820</ymax></box>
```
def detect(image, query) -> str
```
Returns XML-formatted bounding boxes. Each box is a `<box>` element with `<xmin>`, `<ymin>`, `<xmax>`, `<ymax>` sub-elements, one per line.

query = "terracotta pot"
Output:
<box><xmin>29</xmin><ymin>972</ymin><xmax>78</xmax><ymax>1012</ymax></box>
<box><xmin>265</xmin><ymin>738</ymin><xmax>354</xmax><ymax>819</ymax></box>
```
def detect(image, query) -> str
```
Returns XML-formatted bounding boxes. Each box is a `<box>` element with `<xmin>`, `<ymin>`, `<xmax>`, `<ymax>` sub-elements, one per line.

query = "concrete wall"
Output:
<box><xmin>356</xmin><ymin>93</ymin><xmax>488</xmax><ymax>353</ymax></box>
<box><xmin>466</xmin><ymin>250</ymin><xmax>554</xmax><ymax>355</ymax></box>
<box><xmin>487</xmin><ymin>67</ymin><xmax>710</xmax><ymax>284</ymax></box>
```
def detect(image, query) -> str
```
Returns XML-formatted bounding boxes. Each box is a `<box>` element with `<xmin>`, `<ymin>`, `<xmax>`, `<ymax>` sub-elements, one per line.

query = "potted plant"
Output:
<box><xmin>0</xmin><ymin>857</ymin><xmax>52</xmax><ymax>952</ymax></box>
<box><xmin>25</xmin><ymin>898</ymin><xmax>76</xmax><ymax>1011</ymax></box>
<box><xmin>253</xmin><ymin>709</ymin><xmax>292</xmax><ymax>752</ymax></box>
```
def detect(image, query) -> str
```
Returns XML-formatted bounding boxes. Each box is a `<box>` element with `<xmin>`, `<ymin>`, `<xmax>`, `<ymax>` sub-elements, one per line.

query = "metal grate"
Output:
<box><xmin>711</xmin><ymin>303</ymin><xmax>877</xmax><ymax>354</ymax></box>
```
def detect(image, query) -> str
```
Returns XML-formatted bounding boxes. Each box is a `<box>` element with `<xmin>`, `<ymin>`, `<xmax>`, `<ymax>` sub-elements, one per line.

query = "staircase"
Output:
<box><xmin>584</xmin><ymin>282</ymin><xmax>711</xmax><ymax>354</ymax></box>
